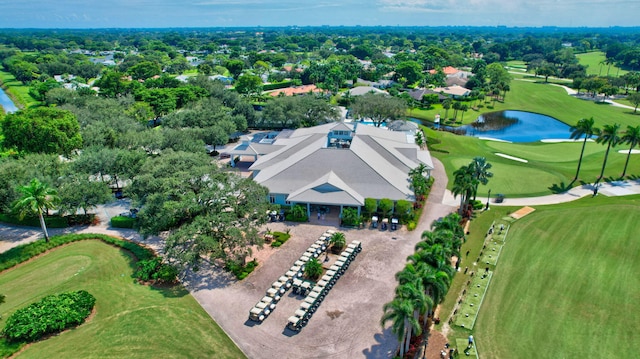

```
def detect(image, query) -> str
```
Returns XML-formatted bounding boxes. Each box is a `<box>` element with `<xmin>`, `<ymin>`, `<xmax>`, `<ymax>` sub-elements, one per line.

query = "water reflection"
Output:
<box><xmin>415</xmin><ymin>110</ymin><xmax>572</xmax><ymax>143</ymax></box>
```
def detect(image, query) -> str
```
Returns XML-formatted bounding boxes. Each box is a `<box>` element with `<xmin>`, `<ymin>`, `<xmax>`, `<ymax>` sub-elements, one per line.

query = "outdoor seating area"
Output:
<box><xmin>287</xmin><ymin>240</ymin><xmax>362</xmax><ymax>332</ymax></box>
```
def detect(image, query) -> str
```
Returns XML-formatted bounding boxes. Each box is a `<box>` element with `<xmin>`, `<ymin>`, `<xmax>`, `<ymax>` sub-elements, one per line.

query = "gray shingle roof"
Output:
<box><xmin>250</xmin><ymin>123</ymin><xmax>434</xmax><ymax>204</ymax></box>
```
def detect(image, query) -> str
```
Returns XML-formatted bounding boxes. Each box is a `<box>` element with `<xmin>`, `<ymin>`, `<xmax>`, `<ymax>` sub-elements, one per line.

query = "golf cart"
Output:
<box><xmin>391</xmin><ymin>218</ymin><xmax>398</xmax><ymax>231</ymax></box>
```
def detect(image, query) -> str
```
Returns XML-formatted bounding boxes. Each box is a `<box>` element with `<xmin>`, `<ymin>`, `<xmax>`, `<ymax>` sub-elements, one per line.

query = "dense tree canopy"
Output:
<box><xmin>128</xmin><ymin>151</ymin><xmax>272</xmax><ymax>267</ymax></box>
<box><xmin>350</xmin><ymin>93</ymin><xmax>407</xmax><ymax>127</ymax></box>
<box><xmin>2</xmin><ymin>107</ymin><xmax>82</xmax><ymax>155</ymax></box>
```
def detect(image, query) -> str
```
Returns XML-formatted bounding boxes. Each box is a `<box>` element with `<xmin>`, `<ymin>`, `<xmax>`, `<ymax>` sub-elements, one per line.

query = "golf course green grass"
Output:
<box><xmin>426</xmin><ymin>127</ymin><xmax>640</xmax><ymax>198</ymax></box>
<box><xmin>411</xmin><ymin>78</ymin><xmax>640</xmax><ymax>127</ymax></box>
<box><xmin>473</xmin><ymin>195</ymin><xmax>640</xmax><ymax>359</ymax></box>
<box><xmin>0</xmin><ymin>240</ymin><xmax>245</xmax><ymax>359</ymax></box>
<box><xmin>576</xmin><ymin>51</ymin><xmax>628</xmax><ymax>77</ymax></box>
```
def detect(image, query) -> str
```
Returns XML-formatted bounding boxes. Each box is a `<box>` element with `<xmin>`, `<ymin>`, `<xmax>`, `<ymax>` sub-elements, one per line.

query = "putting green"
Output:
<box><xmin>474</xmin><ymin>200</ymin><xmax>640</xmax><ymax>359</ymax></box>
<box><xmin>0</xmin><ymin>240</ymin><xmax>245</xmax><ymax>358</ymax></box>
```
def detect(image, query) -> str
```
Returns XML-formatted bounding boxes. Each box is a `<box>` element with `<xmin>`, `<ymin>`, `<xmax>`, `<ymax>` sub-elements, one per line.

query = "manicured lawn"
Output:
<box><xmin>411</xmin><ymin>79</ymin><xmax>640</xmax><ymax>127</ymax></box>
<box><xmin>426</xmin><ymin>127</ymin><xmax>640</xmax><ymax>197</ymax></box>
<box><xmin>0</xmin><ymin>240</ymin><xmax>245</xmax><ymax>359</ymax></box>
<box><xmin>473</xmin><ymin>195</ymin><xmax>640</xmax><ymax>359</ymax></box>
<box><xmin>0</xmin><ymin>69</ymin><xmax>38</xmax><ymax>108</ymax></box>
<box><xmin>576</xmin><ymin>51</ymin><xmax>628</xmax><ymax>77</ymax></box>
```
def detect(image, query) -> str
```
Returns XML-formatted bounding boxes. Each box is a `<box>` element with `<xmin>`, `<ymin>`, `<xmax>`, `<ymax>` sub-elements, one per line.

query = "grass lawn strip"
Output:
<box><xmin>0</xmin><ymin>239</ymin><xmax>245</xmax><ymax>358</ymax></box>
<box><xmin>474</xmin><ymin>196</ymin><xmax>640</xmax><ymax>359</ymax></box>
<box><xmin>455</xmin><ymin>338</ymin><xmax>478</xmax><ymax>358</ymax></box>
<box><xmin>453</xmin><ymin>271</ymin><xmax>492</xmax><ymax>329</ymax></box>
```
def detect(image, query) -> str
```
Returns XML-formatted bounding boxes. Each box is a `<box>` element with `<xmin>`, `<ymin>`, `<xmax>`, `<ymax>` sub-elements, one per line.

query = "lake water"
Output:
<box><xmin>0</xmin><ymin>86</ymin><xmax>19</xmax><ymax>113</ymax></box>
<box><xmin>426</xmin><ymin>110</ymin><xmax>572</xmax><ymax>142</ymax></box>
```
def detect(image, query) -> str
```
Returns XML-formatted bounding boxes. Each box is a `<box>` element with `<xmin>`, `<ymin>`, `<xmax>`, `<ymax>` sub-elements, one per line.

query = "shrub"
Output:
<box><xmin>330</xmin><ymin>232</ymin><xmax>346</xmax><ymax>253</ymax></box>
<box><xmin>270</xmin><ymin>231</ymin><xmax>291</xmax><ymax>247</ymax></box>
<box><xmin>66</xmin><ymin>214</ymin><xmax>97</xmax><ymax>226</ymax></box>
<box><xmin>0</xmin><ymin>233</ymin><xmax>155</xmax><ymax>273</ymax></box>
<box><xmin>3</xmin><ymin>290</ymin><xmax>96</xmax><ymax>343</ymax></box>
<box><xmin>262</xmin><ymin>81</ymin><xmax>293</xmax><ymax>91</ymax></box>
<box><xmin>0</xmin><ymin>213</ymin><xmax>68</xmax><ymax>228</ymax></box>
<box><xmin>110</xmin><ymin>215</ymin><xmax>136</xmax><ymax>228</ymax></box>
<box><xmin>341</xmin><ymin>207</ymin><xmax>359</xmax><ymax>226</ymax></box>
<box><xmin>470</xmin><ymin>199</ymin><xmax>484</xmax><ymax>210</ymax></box>
<box><xmin>134</xmin><ymin>258</ymin><xmax>178</xmax><ymax>283</ymax></box>
<box><xmin>407</xmin><ymin>221</ymin><xmax>417</xmax><ymax>231</ymax></box>
<box><xmin>225</xmin><ymin>259</ymin><xmax>258</xmax><ymax>280</ymax></box>
<box><xmin>304</xmin><ymin>258</ymin><xmax>323</xmax><ymax>280</ymax></box>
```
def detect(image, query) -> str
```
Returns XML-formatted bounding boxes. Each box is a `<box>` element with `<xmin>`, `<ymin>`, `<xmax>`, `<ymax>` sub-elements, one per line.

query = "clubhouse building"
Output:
<box><xmin>229</xmin><ymin>122</ymin><xmax>433</xmax><ymax>218</ymax></box>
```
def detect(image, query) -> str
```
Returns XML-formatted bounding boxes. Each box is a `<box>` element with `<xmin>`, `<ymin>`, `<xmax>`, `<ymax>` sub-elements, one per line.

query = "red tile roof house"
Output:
<box><xmin>267</xmin><ymin>84</ymin><xmax>326</xmax><ymax>97</ymax></box>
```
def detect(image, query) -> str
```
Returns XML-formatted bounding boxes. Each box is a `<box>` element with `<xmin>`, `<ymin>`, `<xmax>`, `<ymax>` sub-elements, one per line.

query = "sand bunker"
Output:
<box><xmin>617</xmin><ymin>149</ymin><xmax>640</xmax><ymax>154</ymax></box>
<box><xmin>479</xmin><ymin>137</ymin><xmax>512</xmax><ymax>143</ymax></box>
<box><xmin>510</xmin><ymin>206</ymin><xmax>536</xmax><ymax>219</ymax></box>
<box><xmin>495</xmin><ymin>153</ymin><xmax>528</xmax><ymax>163</ymax></box>
<box><xmin>540</xmin><ymin>138</ymin><xmax>595</xmax><ymax>143</ymax></box>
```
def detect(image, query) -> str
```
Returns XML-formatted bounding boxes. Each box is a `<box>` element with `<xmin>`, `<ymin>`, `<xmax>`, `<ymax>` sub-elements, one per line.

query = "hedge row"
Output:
<box><xmin>0</xmin><ymin>213</ymin><xmax>69</xmax><ymax>228</ymax></box>
<box><xmin>262</xmin><ymin>81</ymin><xmax>293</xmax><ymax>91</ymax></box>
<box><xmin>2</xmin><ymin>290</ymin><xmax>96</xmax><ymax>343</ymax></box>
<box><xmin>110</xmin><ymin>216</ymin><xmax>136</xmax><ymax>228</ymax></box>
<box><xmin>0</xmin><ymin>233</ymin><xmax>155</xmax><ymax>273</ymax></box>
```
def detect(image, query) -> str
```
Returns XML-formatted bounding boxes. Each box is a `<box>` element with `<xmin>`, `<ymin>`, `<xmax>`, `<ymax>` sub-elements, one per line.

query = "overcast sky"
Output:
<box><xmin>0</xmin><ymin>0</ymin><xmax>638</xmax><ymax>28</ymax></box>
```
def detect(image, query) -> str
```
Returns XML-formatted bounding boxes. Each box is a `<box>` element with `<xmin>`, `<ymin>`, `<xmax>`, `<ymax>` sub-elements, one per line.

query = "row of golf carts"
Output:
<box><xmin>287</xmin><ymin>240</ymin><xmax>362</xmax><ymax>331</ymax></box>
<box><xmin>249</xmin><ymin>229</ymin><xmax>338</xmax><ymax>323</ymax></box>
<box><xmin>371</xmin><ymin>216</ymin><xmax>399</xmax><ymax>231</ymax></box>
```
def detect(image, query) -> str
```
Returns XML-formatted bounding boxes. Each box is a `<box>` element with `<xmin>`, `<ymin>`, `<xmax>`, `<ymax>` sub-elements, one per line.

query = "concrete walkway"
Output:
<box><xmin>442</xmin><ymin>179</ymin><xmax>640</xmax><ymax>207</ymax></box>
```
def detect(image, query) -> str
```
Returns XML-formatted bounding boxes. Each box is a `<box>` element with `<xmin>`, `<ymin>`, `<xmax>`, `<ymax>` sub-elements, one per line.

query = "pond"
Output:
<box><xmin>419</xmin><ymin>110</ymin><xmax>573</xmax><ymax>143</ymax></box>
<box><xmin>0</xmin><ymin>86</ymin><xmax>19</xmax><ymax>114</ymax></box>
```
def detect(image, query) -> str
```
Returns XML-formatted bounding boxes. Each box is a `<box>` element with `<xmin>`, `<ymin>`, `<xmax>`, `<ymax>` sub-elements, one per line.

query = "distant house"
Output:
<box><xmin>210</xmin><ymin>75</ymin><xmax>234</xmax><ymax>84</ymax></box>
<box><xmin>432</xmin><ymin>85</ymin><xmax>471</xmax><ymax>98</ymax></box>
<box><xmin>347</xmin><ymin>86</ymin><xmax>388</xmax><ymax>97</ymax></box>
<box><xmin>346</xmin><ymin>78</ymin><xmax>395</xmax><ymax>89</ymax></box>
<box><xmin>430</xmin><ymin>66</ymin><xmax>473</xmax><ymax>88</ymax></box>
<box><xmin>407</xmin><ymin>88</ymin><xmax>448</xmax><ymax>102</ymax></box>
<box><xmin>267</xmin><ymin>85</ymin><xmax>325</xmax><ymax>97</ymax></box>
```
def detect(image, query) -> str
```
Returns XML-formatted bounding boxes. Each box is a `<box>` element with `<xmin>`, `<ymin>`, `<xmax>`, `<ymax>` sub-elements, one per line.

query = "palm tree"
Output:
<box><xmin>13</xmin><ymin>178</ymin><xmax>60</xmax><ymax>242</ymax></box>
<box><xmin>452</xmin><ymin>165</ymin><xmax>477</xmax><ymax>215</ymax></box>
<box><xmin>395</xmin><ymin>281</ymin><xmax>431</xmax><ymax>354</ymax></box>
<box><xmin>419</xmin><ymin>266</ymin><xmax>451</xmax><ymax>305</ymax></box>
<box><xmin>621</xmin><ymin>125</ymin><xmax>640</xmax><ymax>177</ymax></box>
<box><xmin>381</xmin><ymin>297</ymin><xmax>419</xmax><ymax>358</ymax></box>
<box><xmin>431</xmin><ymin>212</ymin><xmax>464</xmax><ymax>239</ymax></box>
<box><xmin>442</xmin><ymin>99</ymin><xmax>452</xmax><ymax>120</ymax></box>
<box><xmin>595</xmin><ymin>123</ymin><xmax>622</xmax><ymax>184</ymax></box>
<box><xmin>460</xmin><ymin>104</ymin><xmax>469</xmax><ymax>122</ymax></box>
<box><xmin>330</xmin><ymin>232</ymin><xmax>346</xmax><ymax>252</ymax></box>
<box><xmin>469</xmin><ymin>157</ymin><xmax>493</xmax><ymax>201</ymax></box>
<box><xmin>570</xmin><ymin>117</ymin><xmax>599</xmax><ymax>181</ymax></box>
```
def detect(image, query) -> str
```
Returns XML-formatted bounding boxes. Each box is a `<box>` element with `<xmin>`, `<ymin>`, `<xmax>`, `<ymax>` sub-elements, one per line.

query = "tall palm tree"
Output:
<box><xmin>620</xmin><ymin>125</ymin><xmax>640</xmax><ymax>177</ymax></box>
<box><xmin>469</xmin><ymin>157</ymin><xmax>493</xmax><ymax>201</ymax></box>
<box><xmin>570</xmin><ymin>117</ymin><xmax>599</xmax><ymax>181</ymax></box>
<box><xmin>13</xmin><ymin>178</ymin><xmax>60</xmax><ymax>242</ymax></box>
<box><xmin>431</xmin><ymin>212</ymin><xmax>464</xmax><ymax>239</ymax></box>
<box><xmin>442</xmin><ymin>99</ymin><xmax>452</xmax><ymax>120</ymax></box>
<box><xmin>452</xmin><ymin>165</ymin><xmax>477</xmax><ymax>215</ymax></box>
<box><xmin>380</xmin><ymin>297</ymin><xmax>419</xmax><ymax>358</ymax></box>
<box><xmin>595</xmin><ymin>123</ymin><xmax>622</xmax><ymax>184</ymax></box>
<box><xmin>395</xmin><ymin>281</ymin><xmax>431</xmax><ymax>353</ymax></box>
<box><xmin>408</xmin><ymin>244</ymin><xmax>454</xmax><ymax>278</ymax></box>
